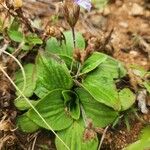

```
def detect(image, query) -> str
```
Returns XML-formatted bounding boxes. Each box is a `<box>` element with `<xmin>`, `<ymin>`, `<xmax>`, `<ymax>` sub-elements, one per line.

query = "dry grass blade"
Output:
<box><xmin>98</xmin><ymin>126</ymin><xmax>109</xmax><ymax>150</ymax></box>
<box><xmin>3</xmin><ymin>50</ymin><xmax>27</xmax><ymax>99</ymax></box>
<box><xmin>0</xmin><ymin>135</ymin><xmax>15</xmax><ymax>150</ymax></box>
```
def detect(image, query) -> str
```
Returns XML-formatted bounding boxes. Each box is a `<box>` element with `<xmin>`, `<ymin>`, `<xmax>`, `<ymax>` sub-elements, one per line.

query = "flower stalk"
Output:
<box><xmin>62</xmin><ymin>0</ymin><xmax>92</xmax><ymax>72</ymax></box>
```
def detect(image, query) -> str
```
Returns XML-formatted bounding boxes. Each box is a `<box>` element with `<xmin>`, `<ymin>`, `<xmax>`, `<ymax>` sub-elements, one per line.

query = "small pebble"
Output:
<box><xmin>116</xmin><ymin>0</ymin><xmax>123</xmax><ymax>7</ymax></box>
<box><xmin>119</xmin><ymin>22</ymin><xmax>128</xmax><ymax>28</ymax></box>
<box><xmin>130</xmin><ymin>3</ymin><xmax>144</xmax><ymax>16</ymax></box>
<box><xmin>129</xmin><ymin>51</ymin><xmax>138</xmax><ymax>56</ymax></box>
<box><xmin>103</xmin><ymin>7</ymin><xmax>110</xmax><ymax>16</ymax></box>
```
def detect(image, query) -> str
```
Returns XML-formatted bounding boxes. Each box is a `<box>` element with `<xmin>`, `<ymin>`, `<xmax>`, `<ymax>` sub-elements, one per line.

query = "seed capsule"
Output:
<box><xmin>63</xmin><ymin>0</ymin><xmax>80</xmax><ymax>28</ymax></box>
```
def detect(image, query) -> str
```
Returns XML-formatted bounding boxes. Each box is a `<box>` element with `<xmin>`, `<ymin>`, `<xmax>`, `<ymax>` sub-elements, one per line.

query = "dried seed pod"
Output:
<box><xmin>44</xmin><ymin>26</ymin><xmax>65</xmax><ymax>43</ymax></box>
<box><xmin>63</xmin><ymin>0</ymin><xmax>80</xmax><ymax>28</ymax></box>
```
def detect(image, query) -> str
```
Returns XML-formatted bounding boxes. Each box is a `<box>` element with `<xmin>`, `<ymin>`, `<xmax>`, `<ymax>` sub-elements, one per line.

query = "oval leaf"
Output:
<box><xmin>55</xmin><ymin>120</ymin><xmax>98</xmax><ymax>150</ymax></box>
<box><xmin>17</xmin><ymin>114</ymin><xmax>40</xmax><ymax>133</ymax></box>
<box><xmin>80</xmin><ymin>52</ymin><xmax>107</xmax><ymax>75</ymax></box>
<box><xmin>34</xmin><ymin>52</ymin><xmax>73</xmax><ymax>98</ymax></box>
<box><xmin>82</xmin><ymin>76</ymin><xmax>121</xmax><ymax>110</ymax></box>
<box><xmin>14</xmin><ymin>98</ymin><xmax>38</xmax><ymax>111</ymax></box>
<box><xmin>28</xmin><ymin>89</ymin><xmax>73</xmax><ymax>131</ymax></box>
<box><xmin>81</xmin><ymin>56</ymin><xmax>126</xmax><ymax>110</ymax></box>
<box><xmin>15</xmin><ymin>63</ymin><xmax>36</xmax><ymax>97</ymax></box>
<box><xmin>8</xmin><ymin>30</ymin><xmax>24</xmax><ymax>42</ymax></box>
<box><xmin>76</xmin><ymin>88</ymin><xmax>118</xmax><ymax>127</ymax></box>
<box><xmin>97</xmin><ymin>57</ymin><xmax>126</xmax><ymax>79</ymax></box>
<box><xmin>119</xmin><ymin>88</ymin><xmax>136</xmax><ymax>111</ymax></box>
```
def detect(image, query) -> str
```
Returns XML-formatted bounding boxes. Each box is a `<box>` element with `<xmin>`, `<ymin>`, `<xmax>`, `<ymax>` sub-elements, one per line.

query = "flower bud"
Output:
<box><xmin>63</xmin><ymin>0</ymin><xmax>80</xmax><ymax>28</ymax></box>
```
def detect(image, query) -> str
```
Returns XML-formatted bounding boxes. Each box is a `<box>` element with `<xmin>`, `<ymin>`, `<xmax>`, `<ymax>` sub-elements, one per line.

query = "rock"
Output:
<box><xmin>130</xmin><ymin>3</ymin><xmax>144</xmax><ymax>16</ymax></box>
<box><xmin>115</xmin><ymin>0</ymin><xmax>123</xmax><ymax>7</ymax></box>
<box><xmin>119</xmin><ymin>22</ymin><xmax>128</xmax><ymax>28</ymax></box>
<box><xmin>90</xmin><ymin>15</ymin><xmax>107</xmax><ymax>28</ymax></box>
<box><xmin>137</xmin><ymin>90</ymin><xmax>149</xmax><ymax>114</ymax></box>
<box><xmin>103</xmin><ymin>7</ymin><xmax>110</xmax><ymax>16</ymax></box>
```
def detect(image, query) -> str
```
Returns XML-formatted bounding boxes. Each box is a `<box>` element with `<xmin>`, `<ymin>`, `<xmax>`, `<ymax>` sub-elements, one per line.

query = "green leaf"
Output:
<box><xmin>62</xmin><ymin>90</ymin><xmax>80</xmax><ymax>120</ymax></box>
<box><xmin>15</xmin><ymin>63</ymin><xmax>36</xmax><ymax>97</ymax></box>
<box><xmin>140</xmin><ymin>125</ymin><xmax>150</xmax><ymax>140</ymax></box>
<box><xmin>82</xmin><ymin>75</ymin><xmax>120</xmax><ymax>110</ymax></box>
<box><xmin>93</xmin><ymin>0</ymin><xmax>108</xmax><ymax>9</ymax></box>
<box><xmin>80</xmin><ymin>52</ymin><xmax>107</xmax><ymax>75</ymax></box>
<box><xmin>17</xmin><ymin>114</ymin><xmax>40</xmax><ymax>133</ymax></box>
<box><xmin>46</xmin><ymin>31</ymin><xmax>84</xmax><ymax>69</ymax></box>
<box><xmin>124</xmin><ymin>126</ymin><xmax>150</xmax><ymax>150</ymax></box>
<box><xmin>28</xmin><ymin>89</ymin><xmax>73</xmax><ymax>131</ymax></box>
<box><xmin>14</xmin><ymin>98</ymin><xmax>38</xmax><ymax>111</ymax></box>
<box><xmin>34</xmin><ymin>52</ymin><xmax>73</xmax><ymax>98</ymax></box>
<box><xmin>46</xmin><ymin>31</ymin><xmax>85</xmax><ymax>57</ymax></box>
<box><xmin>70</xmin><ymin>98</ymin><xmax>80</xmax><ymax>120</ymax></box>
<box><xmin>55</xmin><ymin>120</ymin><xmax>98</xmax><ymax>150</ymax></box>
<box><xmin>8</xmin><ymin>30</ymin><xmax>24</xmax><ymax>42</ymax></box>
<box><xmin>59</xmin><ymin>54</ymin><xmax>77</xmax><ymax>70</ymax></box>
<box><xmin>25</xmin><ymin>34</ymin><xmax>43</xmax><ymax>45</ymax></box>
<box><xmin>76</xmin><ymin>88</ymin><xmax>118</xmax><ymax>127</ymax></box>
<box><xmin>7</xmin><ymin>46</ymin><xmax>15</xmax><ymax>53</ymax></box>
<box><xmin>124</xmin><ymin>140</ymin><xmax>144</xmax><ymax>150</ymax></box>
<box><xmin>143</xmin><ymin>81</ymin><xmax>150</xmax><ymax>93</ymax></box>
<box><xmin>130</xmin><ymin>64</ymin><xmax>147</xmax><ymax>78</ymax></box>
<box><xmin>21</xmin><ymin>44</ymin><xmax>32</xmax><ymax>51</ymax></box>
<box><xmin>81</xmin><ymin>57</ymin><xmax>126</xmax><ymax>110</ymax></box>
<box><xmin>97</xmin><ymin>57</ymin><xmax>126</xmax><ymax>79</ymax></box>
<box><xmin>119</xmin><ymin>88</ymin><xmax>135</xmax><ymax>111</ymax></box>
<box><xmin>9</xmin><ymin>18</ymin><xmax>20</xmax><ymax>31</ymax></box>
<box><xmin>124</xmin><ymin>116</ymin><xmax>131</xmax><ymax>131</ymax></box>
<box><xmin>62</xmin><ymin>90</ymin><xmax>72</xmax><ymax>105</ymax></box>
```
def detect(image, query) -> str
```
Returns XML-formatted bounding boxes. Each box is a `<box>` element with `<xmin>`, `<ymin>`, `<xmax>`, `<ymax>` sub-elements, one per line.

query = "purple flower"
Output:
<box><xmin>75</xmin><ymin>0</ymin><xmax>92</xmax><ymax>11</ymax></box>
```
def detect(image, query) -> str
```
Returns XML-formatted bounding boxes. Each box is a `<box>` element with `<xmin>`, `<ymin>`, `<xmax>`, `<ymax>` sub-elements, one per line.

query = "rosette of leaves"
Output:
<box><xmin>15</xmin><ymin>31</ymin><xmax>135</xmax><ymax>150</ymax></box>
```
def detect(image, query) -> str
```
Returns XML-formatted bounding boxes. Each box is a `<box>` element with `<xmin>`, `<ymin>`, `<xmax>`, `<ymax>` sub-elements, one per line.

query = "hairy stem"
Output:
<box><xmin>70</xmin><ymin>27</ymin><xmax>76</xmax><ymax>73</ymax></box>
<box><xmin>71</xmin><ymin>27</ymin><xmax>76</xmax><ymax>48</ymax></box>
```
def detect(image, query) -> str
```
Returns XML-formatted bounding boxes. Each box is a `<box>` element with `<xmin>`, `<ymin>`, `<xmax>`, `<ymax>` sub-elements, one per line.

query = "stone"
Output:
<box><xmin>119</xmin><ymin>22</ymin><xmax>129</xmax><ymax>28</ymax></box>
<box><xmin>130</xmin><ymin>3</ymin><xmax>144</xmax><ymax>16</ymax></box>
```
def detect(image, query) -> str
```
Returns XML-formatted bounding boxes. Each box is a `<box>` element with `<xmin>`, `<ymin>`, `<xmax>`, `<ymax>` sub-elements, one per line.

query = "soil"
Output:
<box><xmin>0</xmin><ymin>0</ymin><xmax>150</xmax><ymax>150</ymax></box>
